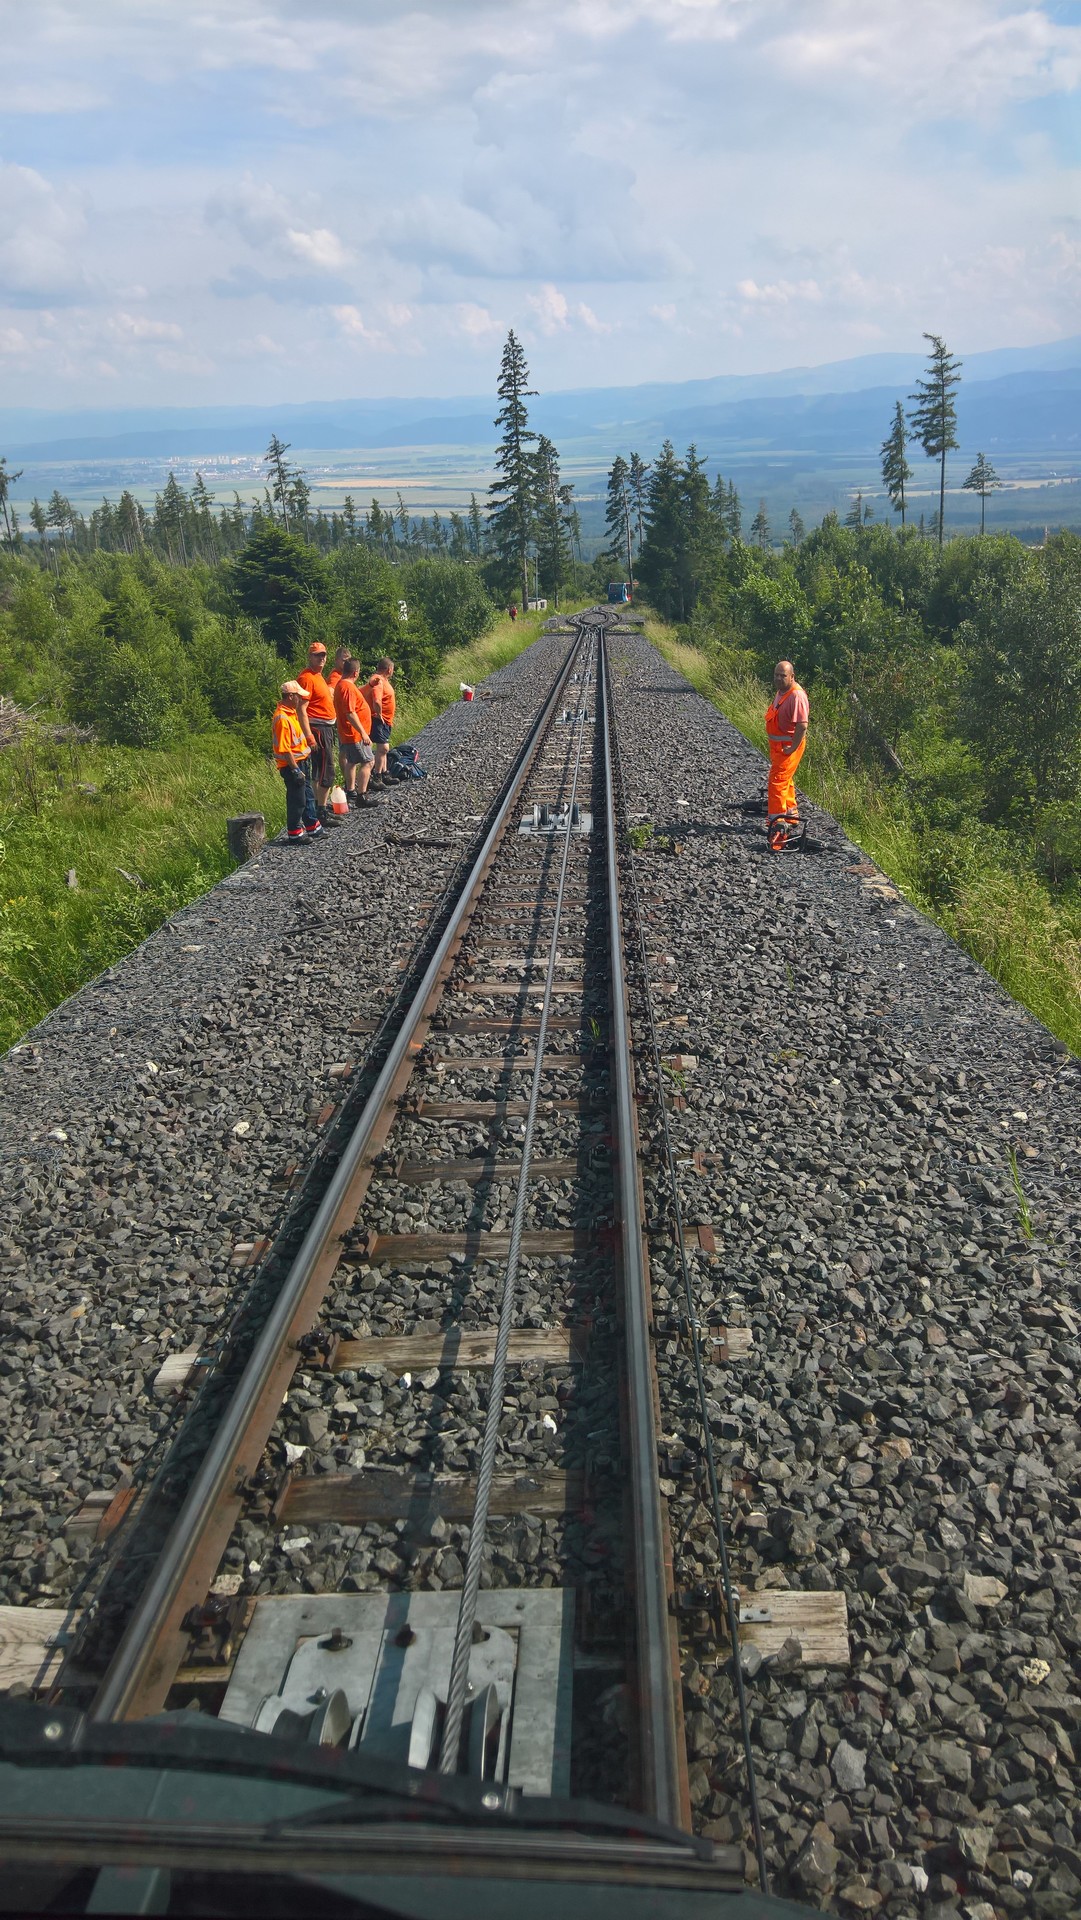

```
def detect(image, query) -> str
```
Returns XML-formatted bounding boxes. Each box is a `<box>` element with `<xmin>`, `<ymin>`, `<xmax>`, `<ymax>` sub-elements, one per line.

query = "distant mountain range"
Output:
<box><xmin>3</xmin><ymin>334</ymin><xmax>1081</xmax><ymax>465</ymax></box>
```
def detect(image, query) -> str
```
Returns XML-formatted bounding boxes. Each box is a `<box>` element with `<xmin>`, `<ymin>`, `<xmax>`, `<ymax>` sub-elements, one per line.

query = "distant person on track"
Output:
<box><xmin>297</xmin><ymin>642</ymin><xmax>345</xmax><ymax>829</ymax></box>
<box><xmin>765</xmin><ymin>659</ymin><xmax>809</xmax><ymax>851</ymax></box>
<box><xmin>364</xmin><ymin>657</ymin><xmax>396</xmax><ymax>789</ymax></box>
<box><xmin>334</xmin><ymin>658</ymin><xmax>379</xmax><ymax>809</ymax></box>
<box><xmin>273</xmin><ymin>682</ymin><xmax>324</xmax><ymax>846</ymax></box>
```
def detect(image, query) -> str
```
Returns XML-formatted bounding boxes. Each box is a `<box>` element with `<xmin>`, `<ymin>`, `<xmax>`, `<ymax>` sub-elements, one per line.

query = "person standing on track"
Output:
<box><xmin>334</xmin><ymin>658</ymin><xmax>379</xmax><ymax>809</ymax></box>
<box><xmin>765</xmin><ymin>659</ymin><xmax>809</xmax><ymax>851</ymax></box>
<box><xmin>364</xmin><ymin>656</ymin><xmax>396</xmax><ymax>789</ymax></box>
<box><xmin>297</xmin><ymin>642</ymin><xmax>345</xmax><ymax>829</ymax></box>
<box><xmin>273</xmin><ymin>682</ymin><xmax>324</xmax><ymax>846</ymax></box>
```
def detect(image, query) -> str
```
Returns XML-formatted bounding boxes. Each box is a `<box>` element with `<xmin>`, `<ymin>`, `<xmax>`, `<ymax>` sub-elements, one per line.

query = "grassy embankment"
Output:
<box><xmin>643</xmin><ymin>616</ymin><xmax>1081</xmax><ymax>1057</ymax></box>
<box><xmin>0</xmin><ymin>604</ymin><xmax>567</xmax><ymax>1052</ymax></box>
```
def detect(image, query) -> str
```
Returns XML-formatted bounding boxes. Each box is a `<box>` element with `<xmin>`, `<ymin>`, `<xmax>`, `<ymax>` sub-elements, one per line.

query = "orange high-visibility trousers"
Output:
<box><xmin>767</xmin><ymin>736</ymin><xmax>805</xmax><ymax>821</ymax></box>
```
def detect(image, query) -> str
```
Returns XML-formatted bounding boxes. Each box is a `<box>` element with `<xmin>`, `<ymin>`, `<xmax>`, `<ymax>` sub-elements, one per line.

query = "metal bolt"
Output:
<box><xmin>482</xmin><ymin>1791</ymin><xmax>500</xmax><ymax>1811</ymax></box>
<box><xmin>43</xmin><ymin>1722</ymin><xmax>63</xmax><ymax>1741</ymax></box>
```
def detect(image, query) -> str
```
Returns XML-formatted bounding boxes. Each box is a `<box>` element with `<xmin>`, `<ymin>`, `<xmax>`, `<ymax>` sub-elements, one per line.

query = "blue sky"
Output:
<box><xmin>2</xmin><ymin>0</ymin><xmax>1080</xmax><ymax>406</ymax></box>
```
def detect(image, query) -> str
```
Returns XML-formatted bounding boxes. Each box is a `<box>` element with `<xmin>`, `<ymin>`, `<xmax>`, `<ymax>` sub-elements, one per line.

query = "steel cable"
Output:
<box><xmin>602</xmin><ymin>637</ymin><xmax>771</xmax><ymax>1893</ymax></box>
<box><xmin>439</xmin><ymin>629</ymin><xmax>597</xmax><ymax>1775</ymax></box>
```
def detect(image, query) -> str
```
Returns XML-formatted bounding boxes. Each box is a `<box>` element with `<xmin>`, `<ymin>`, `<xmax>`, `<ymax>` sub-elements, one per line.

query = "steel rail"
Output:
<box><xmin>598</xmin><ymin>630</ymin><xmax>686</xmax><ymax>1830</ymax></box>
<box><xmin>89</xmin><ymin>629</ymin><xmax>587</xmax><ymax>1724</ymax></box>
<box><xmin>604</xmin><ymin>636</ymin><xmax>771</xmax><ymax>1890</ymax></box>
<box><xmin>438</xmin><ymin>629</ymin><xmax>597</xmax><ymax>1774</ymax></box>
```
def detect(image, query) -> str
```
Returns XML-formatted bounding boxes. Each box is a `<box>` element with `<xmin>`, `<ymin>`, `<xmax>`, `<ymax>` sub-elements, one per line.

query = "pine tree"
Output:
<box><xmin>0</xmin><ymin>456</ymin><xmax>23</xmax><ymax>553</ymax></box>
<box><xmin>909</xmin><ymin>333</ymin><xmax>962</xmax><ymax>548</ymax></box>
<box><xmin>727</xmin><ymin>480</ymin><xmax>743</xmax><ymax>542</ymax></box>
<box><xmin>880</xmin><ymin>400</ymin><xmax>912</xmax><ymax>526</ymax></box>
<box><xmin>264</xmin><ymin>434</ymin><xmax>295</xmax><ymax>533</ymax></box>
<box><xmin>750</xmin><ymin>499</ymin><xmax>771</xmax><ymax>550</ymax></box>
<box><xmin>844</xmin><ymin>492</ymin><xmax>865</xmax><ymax>531</ymax></box>
<box><xmin>787</xmin><ymin>508</ymin><xmax>805</xmax><ymax>546</ymax></box>
<box><xmin>636</xmin><ymin>440</ymin><xmax>687</xmax><ymax>620</ymax></box>
<box><xmin>488</xmin><ymin>329</ymin><xmax>537</xmax><ymax>610</ymax></box>
<box><xmin>628</xmin><ymin>452</ymin><xmax>650</xmax><ymax>554</ymax></box>
<box><xmin>288</xmin><ymin>471</ymin><xmax>312</xmax><ymax>542</ymax></box>
<box><xmin>604</xmin><ymin>455</ymin><xmax>634</xmax><ymax>586</ymax></box>
<box><xmin>342</xmin><ymin>495</ymin><xmax>358</xmax><ymax>541</ymax></box>
<box><xmin>29</xmin><ymin>498</ymin><xmax>52</xmax><ymax>570</ymax></box>
<box><xmin>191</xmin><ymin>472</ymin><xmax>217</xmax><ymax>561</ymax></box>
<box><xmin>468</xmin><ymin>493</ymin><xmax>483</xmax><ymax>557</ymax></box>
<box><xmin>532</xmin><ymin>436</ymin><xmax>571</xmax><ymax>607</ymax></box>
<box><xmin>962</xmin><ymin>452</ymin><xmax>1002</xmax><ymax>535</ymax></box>
<box><xmin>396</xmin><ymin>493</ymin><xmax>410</xmax><ymax>547</ymax></box>
<box><xmin>46</xmin><ymin>490</ymin><xmax>74</xmax><ymax>556</ymax></box>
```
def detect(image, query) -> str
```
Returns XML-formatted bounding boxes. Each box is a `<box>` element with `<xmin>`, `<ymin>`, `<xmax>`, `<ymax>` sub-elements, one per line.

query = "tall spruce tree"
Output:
<box><xmin>750</xmin><ymin>499</ymin><xmax>771</xmax><ymax>550</ymax></box>
<box><xmin>264</xmin><ymin>435</ymin><xmax>295</xmax><ymax>533</ymax></box>
<box><xmin>909</xmin><ymin>333</ymin><xmax>962</xmax><ymax>548</ymax></box>
<box><xmin>0</xmin><ymin>456</ymin><xmax>23</xmax><ymax>553</ymax></box>
<box><xmin>880</xmin><ymin>400</ymin><xmax>912</xmax><ymax>526</ymax></box>
<box><xmin>604</xmin><ymin>455</ymin><xmax>634</xmax><ymax>586</ymax></box>
<box><xmin>533</xmin><ymin>436</ymin><xmax>571</xmax><ymax>606</ymax></box>
<box><xmin>636</xmin><ymin>440</ymin><xmax>686</xmax><ymax>619</ymax></box>
<box><xmin>488</xmin><ymin>329</ymin><xmax>537</xmax><ymax>609</ymax></box>
<box><xmin>962</xmin><ymin>452</ymin><xmax>1002</xmax><ymax>535</ymax></box>
<box><xmin>628</xmin><ymin>452</ymin><xmax>649</xmax><ymax>554</ymax></box>
<box><xmin>787</xmin><ymin>507</ymin><xmax>805</xmax><ymax>546</ymax></box>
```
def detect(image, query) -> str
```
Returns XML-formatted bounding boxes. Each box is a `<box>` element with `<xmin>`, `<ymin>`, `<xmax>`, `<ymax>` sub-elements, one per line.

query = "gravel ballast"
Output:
<box><xmin>3</xmin><ymin>618</ymin><xmax>1079</xmax><ymax>1920</ymax></box>
<box><xmin>0</xmin><ymin>626</ymin><xmax>577</xmax><ymax>1608</ymax></box>
<box><xmin>607</xmin><ymin>628</ymin><xmax>1081</xmax><ymax>1918</ymax></box>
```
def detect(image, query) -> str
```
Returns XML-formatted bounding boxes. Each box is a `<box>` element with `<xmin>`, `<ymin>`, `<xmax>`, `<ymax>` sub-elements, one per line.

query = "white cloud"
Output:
<box><xmin>528</xmin><ymin>284</ymin><xmax>570</xmax><ymax>333</ymax></box>
<box><xmin>207</xmin><ymin>177</ymin><xmax>351</xmax><ymax>276</ymax></box>
<box><xmin>108</xmin><ymin>312</ymin><xmax>184</xmax><ymax>342</ymax></box>
<box><xmin>453</xmin><ymin>301</ymin><xmax>502</xmax><ymax>338</ymax></box>
<box><xmin>0</xmin><ymin>162</ymin><xmax>86</xmax><ymax>298</ymax></box>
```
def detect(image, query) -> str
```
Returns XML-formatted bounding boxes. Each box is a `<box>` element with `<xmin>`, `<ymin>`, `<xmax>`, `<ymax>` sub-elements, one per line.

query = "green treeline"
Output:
<box><xmin>0</xmin><ymin>529</ymin><xmax>498</xmax><ymax>753</ymax></box>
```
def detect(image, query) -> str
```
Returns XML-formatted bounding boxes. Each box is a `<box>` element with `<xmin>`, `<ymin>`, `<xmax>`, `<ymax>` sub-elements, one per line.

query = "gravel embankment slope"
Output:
<box><xmin>609</xmin><ymin>631</ymin><xmax>1081</xmax><ymax>1920</ymax></box>
<box><xmin>0</xmin><ymin>626</ymin><xmax>576</xmax><ymax>1608</ymax></box>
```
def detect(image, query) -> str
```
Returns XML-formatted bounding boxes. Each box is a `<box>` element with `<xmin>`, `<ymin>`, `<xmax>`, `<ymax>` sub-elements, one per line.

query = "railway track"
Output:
<box><xmin>28</xmin><ymin>611</ymin><xmax>777</xmax><ymax>1904</ymax></box>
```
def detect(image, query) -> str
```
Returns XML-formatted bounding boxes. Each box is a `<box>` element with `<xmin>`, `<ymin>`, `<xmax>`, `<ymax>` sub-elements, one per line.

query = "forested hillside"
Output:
<box><xmin>0</xmin><ymin>519</ymin><xmax>528</xmax><ymax>1048</ymax></box>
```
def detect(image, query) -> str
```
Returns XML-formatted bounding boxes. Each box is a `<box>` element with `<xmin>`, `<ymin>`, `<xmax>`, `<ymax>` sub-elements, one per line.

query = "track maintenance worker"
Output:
<box><xmin>364</xmin><ymin>657</ymin><xmax>396</xmax><ymax>789</ymax></box>
<box><xmin>765</xmin><ymin>659</ymin><xmax>809</xmax><ymax>851</ymax></box>
<box><xmin>297</xmin><ymin>642</ymin><xmax>345</xmax><ymax>828</ymax></box>
<box><xmin>334</xmin><ymin>659</ymin><xmax>379</xmax><ymax>809</ymax></box>
<box><xmin>273</xmin><ymin>682</ymin><xmax>325</xmax><ymax>845</ymax></box>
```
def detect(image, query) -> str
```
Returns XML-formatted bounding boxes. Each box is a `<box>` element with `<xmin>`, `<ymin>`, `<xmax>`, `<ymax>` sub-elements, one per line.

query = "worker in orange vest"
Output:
<box><xmin>765</xmin><ymin>659</ymin><xmax>809</xmax><ymax>851</ymax></box>
<box><xmin>364</xmin><ymin>656</ymin><xmax>396</xmax><ymax>789</ymax></box>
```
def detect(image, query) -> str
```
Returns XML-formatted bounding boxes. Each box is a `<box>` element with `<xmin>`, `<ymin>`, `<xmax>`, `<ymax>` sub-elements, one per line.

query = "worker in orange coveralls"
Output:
<box><xmin>765</xmin><ymin>659</ymin><xmax>809</xmax><ymax>850</ymax></box>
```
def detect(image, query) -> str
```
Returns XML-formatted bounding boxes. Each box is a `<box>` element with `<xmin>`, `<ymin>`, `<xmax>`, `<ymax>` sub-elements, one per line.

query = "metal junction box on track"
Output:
<box><xmin>519</xmin><ymin>802</ymin><xmax>593</xmax><ymax>837</ymax></box>
<box><xmin>220</xmin><ymin>1590</ymin><xmax>574</xmax><ymax>1794</ymax></box>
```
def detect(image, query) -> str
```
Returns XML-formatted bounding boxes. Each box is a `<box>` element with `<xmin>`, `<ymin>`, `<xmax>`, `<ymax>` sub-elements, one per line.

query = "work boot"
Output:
<box><xmin>318</xmin><ymin>805</ymin><xmax>345</xmax><ymax>829</ymax></box>
<box><xmin>356</xmin><ymin>790</ymin><xmax>382</xmax><ymax>807</ymax></box>
<box><xmin>305</xmin><ymin>819</ymin><xmax>325</xmax><ymax>839</ymax></box>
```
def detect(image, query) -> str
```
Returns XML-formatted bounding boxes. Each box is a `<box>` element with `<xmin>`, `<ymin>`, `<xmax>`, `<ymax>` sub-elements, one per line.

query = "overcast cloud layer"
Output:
<box><xmin>1</xmin><ymin>0</ymin><xmax>1080</xmax><ymax>406</ymax></box>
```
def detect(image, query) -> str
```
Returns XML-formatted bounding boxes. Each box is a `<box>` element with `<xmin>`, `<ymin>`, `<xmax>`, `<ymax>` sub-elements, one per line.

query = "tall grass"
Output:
<box><xmin>646</xmin><ymin>619</ymin><xmax>1081</xmax><ymax>1056</ymax></box>
<box><xmin>0</xmin><ymin>605</ymin><xmax>584</xmax><ymax>1051</ymax></box>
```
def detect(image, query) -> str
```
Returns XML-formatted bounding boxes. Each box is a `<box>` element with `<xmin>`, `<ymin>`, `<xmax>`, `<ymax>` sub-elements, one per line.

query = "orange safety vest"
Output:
<box><xmin>766</xmin><ymin>683</ymin><xmax>809</xmax><ymax>745</ymax></box>
<box><xmin>272</xmin><ymin>703</ymin><xmax>308</xmax><ymax>768</ymax></box>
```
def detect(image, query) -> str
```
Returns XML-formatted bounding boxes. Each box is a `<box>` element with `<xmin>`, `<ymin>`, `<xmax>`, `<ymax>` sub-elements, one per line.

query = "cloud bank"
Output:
<box><xmin>1</xmin><ymin>0</ymin><xmax>1079</xmax><ymax>403</ymax></box>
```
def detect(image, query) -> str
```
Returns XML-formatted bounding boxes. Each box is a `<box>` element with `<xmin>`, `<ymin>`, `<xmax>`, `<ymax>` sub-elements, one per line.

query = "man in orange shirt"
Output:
<box><xmin>765</xmin><ymin>658</ymin><xmax>809</xmax><ymax>851</ymax></box>
<box><xmin>327</xmin><ymin>645</ymin><xmax>349</xmax><ymax>690</ymax></box>
<box><xmin>364</xmin><ymin>656</ymin><xmax>396</xmax><ymax>789</ymax></box>
<box><xmin>272</xmin><ymin>682</ymin><xmax>325</xmax><ymax>845</ymax></box>
<box><xmin>334</xmin><ymin>659</ymin><xmax>379</xmax><ymax>809</ymax></box>
<box><xmin>297</xmin><ymin>642</ymin><xmax>345</xmax><ymax>828</ymax></box>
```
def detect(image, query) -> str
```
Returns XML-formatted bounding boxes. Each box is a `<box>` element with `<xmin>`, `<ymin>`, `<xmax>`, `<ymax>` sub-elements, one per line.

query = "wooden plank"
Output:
<box><xmin>335</xmin><ymin>1327</ymin><xmax>588</xmax><ymax>1371</ymax></box>
<box><xmin>451</xmin><ymin>981</ymin><xmax>587</xmax><ymax>996</ymax></box>
<box><xmin>283</xmin><ymin>1468</ymin><xmax>582</xmax><ymax>1527</ymax></box>
<box><xmin>0</xmin><ymin>1606</ymin><xmax>82</xmax><ymax>1691</ymax></box>
<box><xmin>394</xmin><ymin>1154</ymin><xmax>579</xmax><ymax>1186</ymax></box>
<box><xmin>350</xmin><ymin>1228</ymin><xmax>601</xmax><ymax>1265</ymax></box>
<box><xmin>413</xmin><ymin>1096</ymin><xmax>603</xmax><ymax>1120</ymax></box>
<box><xmin>735</xmin><ymin>1588</ymin><xmax>849</xmax><ymax>1667</ymax></box>
<box><xmin>708</xmin><ymin>1327</ymin><xmax>753</xmax><ymax>1362</ymax></box>
<box><xmin>440</xmin><ymin>1016</ymin><xmax>587</xmax><ymax>1033</ymax></box>
<box><xmin>429</xmin><ymin>1053</ymin><xmax>589</xmax><ymax>1071</ymax></box>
